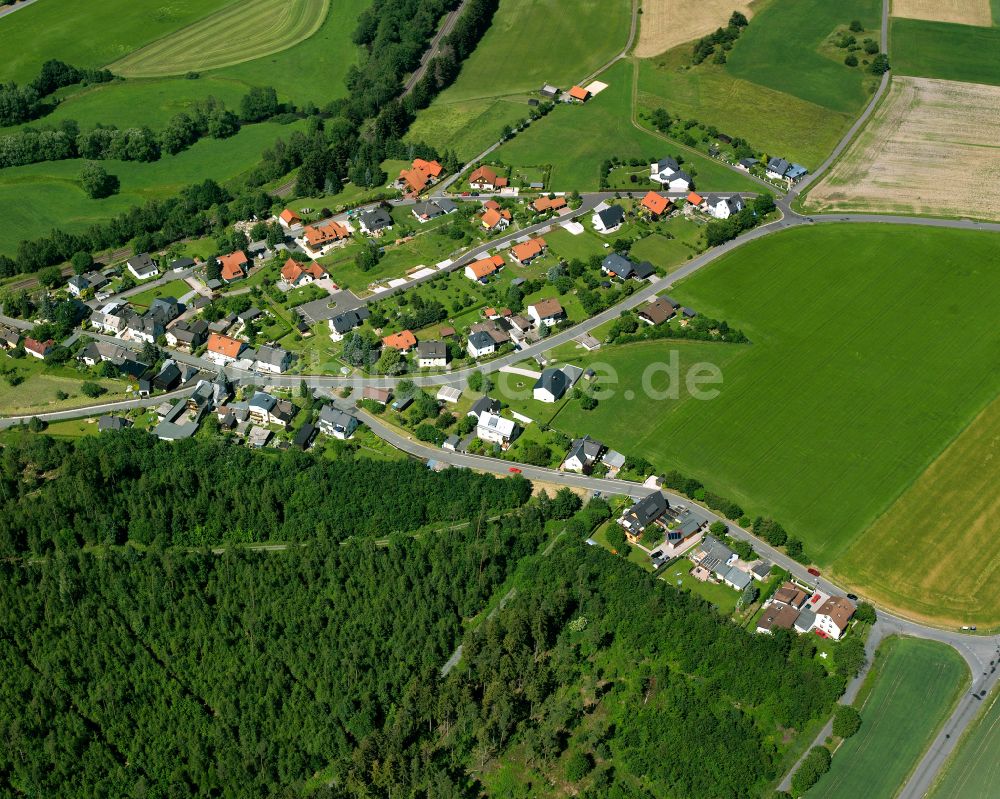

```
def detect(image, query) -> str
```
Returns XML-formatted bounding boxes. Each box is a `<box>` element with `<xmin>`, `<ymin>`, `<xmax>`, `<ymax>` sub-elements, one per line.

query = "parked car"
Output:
<box><xmin>807</xmin><ymin>567</ymin><xmax>821</xmax><ymax>578</ymax></box>
<box><xmin>847</xmin><ymin>593</ymin><xmax>858</xmax><ymax>600</ymax></box>
<box><xmin>508</xmin><ymin>466</ymin><xmax>522</xmax><ymax>474</ymax></box>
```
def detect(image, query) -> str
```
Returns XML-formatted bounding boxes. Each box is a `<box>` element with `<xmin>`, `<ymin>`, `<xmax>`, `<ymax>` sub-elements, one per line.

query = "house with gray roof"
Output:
<box><xmin>255</xmin><ymin>345</ymin><xmax>292</xmax><ymax>374</ymax></box>
<box><xmin>318</xmin><ymin>406</ymin><xmax>359</xmax><ymax>439</ymax></box>
<box><xmin>127</xmin><ymin>253</ymin><xmax>159</xmax><ymax>280</ymax></box>
<box><xmin>563</xmin><ymin>435</ymin><xmax>605</xmax><ymax>473</ymax></box>
<box><xmin>533</xmin><ymin>367</ymin><xmax>568</xmax><ymax>402</ymax></box>
<box><xmin>468</xmin><ymin>396</ymin><xmax>500</xmax><ymax>419</ymax></box>
<box><xmin>619</xmin><ymin>492</ymin><xmax>670</xmax><ymax>540</ymax></box>
<box><xmin>467</xmin><ymin>330</ymin><xmax>497</xmax><ymax>359</ymax></box>
<box><xmin>358</xmin><ymin>207</ymin><xmax>394</xmax><ymax>235</ymax></box>
<box><xmin>722</xmin><ymin>565</ymin><xmax>753</xmax><ymax>591</ymax></box>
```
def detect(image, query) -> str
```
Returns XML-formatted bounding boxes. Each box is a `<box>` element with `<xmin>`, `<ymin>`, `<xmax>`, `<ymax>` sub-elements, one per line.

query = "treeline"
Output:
<box><xmin>692</xmin><ymin>11</ymin><xmax>749</xmax><ymax>65</ymax></box>
<box><xmin>607</xmin><ymin>311</ymin><xmax>750</xmax><ymax>344</ymax></box>
<box><xmin>0</xmin><ymin>59</ymin><xmax>114</xmax><ymax>127</ymax></box>
<box><xmin>0</xmin><ymin>430</ymin><xmax>531</xmax><ymax>556</ymax></box>
<box><xmin>0</xmin><ymin>90</ymin><xmax>286</xmax><ymax>170</ymax></box>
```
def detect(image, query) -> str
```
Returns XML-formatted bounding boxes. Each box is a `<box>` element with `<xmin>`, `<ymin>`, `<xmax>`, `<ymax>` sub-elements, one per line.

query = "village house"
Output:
<box><xmin>477</xmin><ymin>412</ymin><xmax>520</xmax><ymax>448</ymax></box>
<box><xmin>416</xmin><ymin>340</ymin><xmax>448</xmax><ymax>368</ymax></box>
<box><xmin>78</xmin><ymin>340</ymin><xmax>126</xmax><ymax>366</ymax></box>
<box><xmin>601</xmin><ymin>253</ymin><xmax>654</xmax><ymax>281</ymax></box>
<box><xmin>382</xmin><ymin>329</ymin><xmax>417</xmax><ymax>353</ymax></box>
<box><xmin>358</xmin><ymin>207</ymin><xmax>394</xmax><ymax>235</ymax></box>
<box><xmin>398</xmin><ymin>158</ymin><xmax>443</xmax><ymax>194</ymax></box>
<box><xmin>567</xmin><ymin>85</ymin><xmax>590</xmax><ymax>103</ymax></box>
<box><xmin>480</xmin><ymin>200</ymin><xmax>512</xmax><ymax>231</ymax></box>
<box><xmin>362</xmin><ymin>386</ymin><xmax>392</xmax><ymax>405</ymax></box>
<box><xmin>649</xmin><ymin>158</ymin><xmax>692</xmax><ymax>191</ymax></box>
<box><xmin>328</xmin><ymin>308</ymin><xmax>369</xmax><ymax>341</ymax></box>
<box><xmin>618</xmin><ymin>491</ymin><xmax>670</xmax><ymax>542</ymax></box>
<box><xmin>67</xmin><ymin>274</ymin><xmax>89</xmax><ymax>297</ymax></box>
<box><xmin>318</xmin><ymin>406</ymin><xmax>360</xmax><ymax>439</ymax></box>
<box><xmin>411</xmin><ymin>198</ymin><xmax>457</xmax><ymax>223</ymax></box>
<box><xmin>533</xmin><ymin>367</ymin><xmax>569</xmax><ymax>403</ymax></box>
<box><xmin>737</xmin><ymin>157</ymin><xmax>758</xmax><ymax>172</ymax></box>
<box><xmin>0</xmin><ymin>324</ymin><xmax>20</xmax><ymax>350</ymax></box>
<box><xmin>205</xmin><ymin>332</ymin><xmax>245</xmax><ymax>366</ymax></box>
<box><xmin>280</xmin><ymin>257</ymin><xmax>327</xmax><ymax>288</ymax></box>
<box><xmin>640</xmin><ymin>191</ymin><xmax>671</xmax><ymax>218</ymax></box>
<box><xmin>639</xmin><ymin>296</ymin><xmax>678</xmax><ymax>325</ymax></box>
<box><xmin>686</xmin><ymin>191</ymin><xmax>704</xmax><ymax>208</ymax></box>
<box><xmin>756</xmin><ymin>604</ymin><xmax>801</xmax><ymax>634</ymax></box>
<box><xmin>165</xmin><ymin>318</ymin><xmax>208</xmax><ymax>352</ymax></box>
<box><xmin>814</xmin><ymin>596</ymin><xmax>857</xmax><ymax>639</ymax></box>
<box><xmin>23</xmin><ymin>337</ymin><xmax>54</xmax><ymax>359</ymax></box>
<box><xmin>464</xmin><ymin>254</ymin><xmax>505</xmax><ymax>283</ymax></box>
<box><xmin>255</xmin><ymin>345</ymin><xmax>293</xmax><ymax>374</ymax></box>
<box><xmin>278</xmin><ymin>209</ymin><xmax>302</xmax><ymax>229</ymax></box>
<box><xmin>704</xmin><ymin>194</ymin><xmax>744</xmax><ymax>220</ymax></box>
<box><xmin>467</xmin><ymin>330</ymin><xmax>497</xmax><ymax>359</ymax></box>
<box><xmin>509</xmin><ymin>237</ymin><xmax>546</xmax><ymax>265</ymax></box>
<box><xmin>692</xmin><ymin>535</ymin><xmax>738</xmax><ymax>578</ymax></box>
<box><xmin>468</xmin><ymin>396</ymin><xmax>500</xmax><ymax>420</ymax></box>
<box><xmin>126</xmin><ymin>253</ymin><xmax>159</xmax><ymax>280</ymax></box>
<box><xmin>299</xmin><ymin>220</ymin><xmax>351</xmax><ymax>258</ymax></box>
<box><xmin>591</xmin><ymin>204</ymin><xmax>625</xmax><ymax>234</ymax></box>
<box><xmin>532</xmin><ymin>195</ymin><xmax>567</xmax><ymax>213</ymax></box>
<box><xmin>528</xmin><ymin>298</ymin><xmax>565</xmax><ymax>328</ymax></box>
<box><xmin>219</xmin><ymin>251</ymin><xmax>249</xmax><ymax>283</ymax></box>
<box><xmin>563</xmin><ymin>435</ymin><xmax>605</xmax><ymax>473</ymax></box>
<box><xmin>468</xmin><ymin>165</ymin><xmax>508</xmax><ymax>191</ymax></box>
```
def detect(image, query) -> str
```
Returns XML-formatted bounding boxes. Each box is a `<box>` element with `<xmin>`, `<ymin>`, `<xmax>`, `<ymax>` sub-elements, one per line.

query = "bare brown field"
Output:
<box><xmin>836</xmin><ymin>393</ymin><xmax>1000</xmax><ymax>629</ymax></box>
<box><xmin>635</xmin><ymin>0</ymin><xmax>754</xmax><ymax>57</ymax></box>
<box><xmin>891</xmin><ymin>0</ymin><xmax>992</xmax><ymax>28</ymax></box>
<box><xmin>805</xmin><ymin>76</ymin><xmax>1000</xmax><ymax>220</ymax></box>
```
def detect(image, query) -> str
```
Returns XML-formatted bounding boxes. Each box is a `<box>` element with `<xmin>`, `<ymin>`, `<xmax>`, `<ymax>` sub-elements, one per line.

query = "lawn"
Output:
<box><xmin>0</xmin><ymin>120</ymin><xmax>307</xmax><ymax>256</ymax></box>
<box><xmin>930</xmin><ymin>686</ymin><xmax>1000</xmax><ymax>799</ymax></box>
<box><xmin>406</xmin><ymin>97</ymin><xmax>530</xmax><ymax>162</ymax></box>
<box><xmin>836</xmin><ymin>394</ymin><xmax>1000</xmax><ymax>628</ymax></box>
<box><xmin>0</xmin><ymin>0</ymin><xmax>238</xmax><ymax>83</ymax></box>
<box><xmin>664</xmin><ymin>563</ymin><xmax>740</xmax><ymax>615</ymax></box>
<box><xmin>0</xmin><ymin>355</ymin><xmax>129</xmax><ymax>415</ymax></box>
<box><xmin>126</xmin><ymin>279</ymin><xmax>193</xmax><ymax>309</ymax></box>
<box><xmin>628</xmin><ymin>232</ymin><xmax>698</xmax><ymax>272</ymax></box>
<box><xmin>530</xmin><ymin>225</ymin><xmax>1000</xmax><ymax>567</ymax></box>
<box><xmin>487</xmin><ymin>61</ymin><xmax>760</xmax><ymax>192</ymax></box>
<box><xmin>724</xmin><ymin>0</ymin><xmax>881</xmax><ymax>113</ymax></box>
<box><xmin>112</xmin><ymin>0</ymin><xmax>329</xmax><ymax>77</ymax></box>
<box><xmin>636</xmin><ymin>50</ymin><xmax>854</xmax><ymax>168</ymax></box>
<box><xmin>890</xmin><ymin>18</ymin><xmax>1000</xmax><ymax>86</ymax></box>
<box><xmin>807</xmin><ymin>637</ymin><xmax>968</xmax><ymax>799</ymax></box>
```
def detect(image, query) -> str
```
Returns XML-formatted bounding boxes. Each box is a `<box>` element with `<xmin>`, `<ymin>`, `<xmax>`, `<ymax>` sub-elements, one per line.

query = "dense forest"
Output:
<box><xmin>0</xmin><ymin>431</ymin><xmax>531</xmax><ymax>556</ymax></box>
<box><xmin>0</xmin><ymin>433</ymin><xmax>845</xmax><ymax>797</ymax></box>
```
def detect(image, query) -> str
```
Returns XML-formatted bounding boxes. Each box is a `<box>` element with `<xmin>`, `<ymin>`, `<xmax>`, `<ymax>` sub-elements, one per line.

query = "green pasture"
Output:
<box><xmin>628</xmin><ymin>232</ymin><xmax>698</xmax><ymax>272</ymax></box>
<box><xmin>0</xmin><ymin>355</ymin><xmax>129</xmax><ymax>415</ymax></box>
<box><xmin>890</xmin><ymin>18</ymin><xmax>1000</xmax><ymax>86</ymax></box>
<box><xmin>406</xmin><ymin>97</ymin><xmax>530</xmax><ymax>161</ymax></box>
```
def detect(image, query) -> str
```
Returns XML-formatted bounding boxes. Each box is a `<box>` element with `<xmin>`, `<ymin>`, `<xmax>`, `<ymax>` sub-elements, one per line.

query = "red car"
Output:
<box><xmin>807</xmin><ymin>567</ymin><xmax>821</xmax><ymax>578</ymax></box>
<box><xmin>508</xmin><ymin>467</ymin><xmax>522</xmax><ymax>474</ymax></box>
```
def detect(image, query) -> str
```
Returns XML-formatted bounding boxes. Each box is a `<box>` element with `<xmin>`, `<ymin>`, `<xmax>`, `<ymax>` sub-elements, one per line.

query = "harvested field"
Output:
<box><xmin>891</xmin><ymin>0</ymin><xmax>992</xmax><ymax>27</ymax></box>
<box><xmin>635</xmin><ymin>0</ymin><xmax>754</xmax><ymax>57</ymax></box>
<box><xmin>805</xmin><ymin>76</ymin><xmax>1000</xmax><ymax>220</ymax></box>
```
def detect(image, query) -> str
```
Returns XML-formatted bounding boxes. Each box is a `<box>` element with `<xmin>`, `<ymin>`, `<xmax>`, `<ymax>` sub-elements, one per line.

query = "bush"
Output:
<box><xmin>80</xmin><ymin>381</ymin><xmax>106</xmax><ymax>398</ymax></box>
<box><xmin>870</xmin><ymin>53</ymin><xmax>890</xmax><ymax>74</ymax></box>
<box><xmin>833</xmin><ymin>705</ymin><xmax>862</xmax><ymax>739</ymax></box>
<box><xmin>79</xmin><ymin>162</ymin><xmax>119</xmax><ymax>199</ymax></box>
<box><xmin>565</xmin><ymin>751</ymin><xmax>593</xmax><ymax>782</ymax></box>
<box><xmin>854</xmin><ymin>602</ymin><xmax>877</xmax><ymax>625</ymax></box>
<box><xmin>791</xmin><ymin>746</ymin><xmax>831</xmax><ymax>794</ymax></box>
<box><xmin>849</xmin><ymin>19</ymin><xmax>863</xmax><ymax>32</ymax></box>
<box><xmin>845</xmin><ymin>54</ymin><xmax>858</xmax><ymax>67</ymax></box>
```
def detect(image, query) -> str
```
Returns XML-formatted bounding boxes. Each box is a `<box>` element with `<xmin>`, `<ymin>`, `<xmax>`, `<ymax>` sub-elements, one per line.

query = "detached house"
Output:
<box><xmin>280</xmin><ymin>257</ymin><xmax>327</xmax><ymax>287</ymax></box>
<box><xmin>255</xmin><ymin>345</ymin><xmax>292</xmax><ymax>374</ymax></box>
<box><xmin>398</xmin><ymin>158</ymin><xmax>443</xmax><ymax>194</ymax></box>
<box><xmin>318</xmin><ymin>406</ymin><xmax>359</xmax><ymax>439</ymax></box>
<box><xmin>467</xmin><ymin>330</ymin><xmax>497</xmax><ymax>359</ymax></box>
<box><xmin>127</xmin><ymin>253</ymin><xmax>159</xmax><ymax>281</ymax></box>
<box><xmin>328</xmin><ymin>308</ymin><xmax>369</xmax><ymax>341</ymax></box>
<box><xmin>639</xmin><ymin>297</ymin><xmax>678</xmax><ymax>325</ymax></box>
<box><xmin>509</xmin><ymin>237</ymin><xmax>546</xmax><ymax>265</ymax></box>
<box><xmin>814</xmin><ymin>596</ymin><xmax>856</xmax><ymax>639</ymax></box>
<box><xmin>601</xmin><ymin>253</ymin><xmax>654</xmax><ymax>281</ymax></box>
<box><xmin>416</xmin><ymin>340</ymin><xmax>448</xmax><ymax>368</ymax></box>
<box><xmin>219</xmin><ymin>251</ymin><xmax>249</xmax><ymax>283</ymax></box>
<box><xmin>528</xmin><ymin>298</ymin><xmax>565</xmax><ymax>328</ymax></box>
<box><xmin>766</xmin><ymin>157</ymin><xmax>791</xmax><ymax>180</ymax></box>
<box><xmin>704</xmin><ymin>194</ymin><xmax>744</xmax><ymax>220</ymax></box>
<box><xmin>165</xmin><ymin>318</ymin><xmax>208</xmax><ymax>351</ymax></box>
<box><xmin>278</xmin><ymin>209</ymin><xmax>301</xmax><ymax>229</ymax></box>
<box><xmin>640</xmin><ymin>191</ymin><xmax>671</xmax><ymax>218</ymax></box>
<box><xmin>469</xmin><ymin>165</ymin><xmax>508</xmax><ymax>191</ymax></box>
<box><xmin>299</xmin><ymin>220</ymin><xmax>351</xmax><ymax>257</ymax></box>
<box><xmin>465</xmin><ymin>254</ymin><xmax>505</xmax><ymax>283</ymax></box>
<box><xmin>563</xmin><ymin>435</ymin><xmax>605</xmax><ymax>473</ymax></box>
<box><xmin>382</xmin><ymin>329</ymin><xmax>417</xmax><ymax>353</ymax></box>
<box><xmin>591</xmin><ymin>204</ymin><xmax>625</xmax><ymax>234</ymax></box>
<box><xmin>533</xmin><ymin>367</ymin><xmax>569</xmax><ymax>403</ymax></box>
<box><xmin>24</xmin><ymin>337</ymin><xmax>54</xmax><ymax>359</ymax></box>
<box><xmin>618</xmin><ymin>492</ymin><xmax>670</xmax><ymax>542</ymax></box>
<box><xmin>481</xmin><ymin>202</ymin><xmax>512</xmax><ymax>231</ymax></box>
<box><xmin>358</xmin><ymin>207</ymin><xmax>394</xmax><ymax>235</ymax></box>
<box><xmin>477</xmin><ymin>412</ymin><xmax>520</xmax><ymax>448</ymax></box>
<box><xmin>649</xmin><ymin>158</ymin><xmax>692</xmax><ymax>191</ymax></box>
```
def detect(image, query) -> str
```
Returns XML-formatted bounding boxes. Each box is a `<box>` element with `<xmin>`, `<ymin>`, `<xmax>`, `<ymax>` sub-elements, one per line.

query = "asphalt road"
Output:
<box><xmin>0</xmin><ymin>384</ymin><xmax>196</xmax><ymax>430</ymax></box>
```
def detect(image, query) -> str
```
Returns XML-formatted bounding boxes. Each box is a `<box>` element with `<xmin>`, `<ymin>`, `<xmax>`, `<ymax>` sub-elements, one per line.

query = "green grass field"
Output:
<box><xmin>636</xmin><ymin>52</ymin><xmax>853</xmax><ymax>168</ymax></box>
<box><xmin>0</xmin><ymin>120</ymin><xmax>306</xmax><ymax>256</ymax></box>
<box><xmin>725</xmin><ymin>0</ymin><xmax>881</xmax><ymax>113</ymax></box>
<box><xmin>488</xmin><ymin>61</ymin><xmax>759</xmax><ymax>192</ymax></box>
<box><xmin>112</xmin><ymin>0</ymin><xmax>328</xmax><ymax>77</ymax></box>
<box><xmin>536</xmin><ymin>225</ymin><xmax>1000</xmax><ymax>564</ymax></box>
<box><xmin>628</xmin><ymin>232</ymin><xmax>699</xmax><ymax>272</ymax></box>
<box><xmin>0</xmin><ymin>356</ymin><xmax>129</xmax><ymax>415</ymax></box>
<box><xmin>0</xmin><ymin>0</ymin><xmax>238</xmax><ymax>83</ymax></box>
<box><xmin>930</xmin><ymin>686</ymin><xmax>1000</xmax><ymax>799</ymax></box>
<box><xmin>406</xmin><ymin>0</ymin><xmax>631</xmax><ymax>160</ymax></box>
<box><xmin>890</xmin><ymin>18</ymin><xmax>1000</xmax><ymax>86</ymax></box>
<box><xmin>808</xmin><ymin>637</ymin><xmax>968</xmax><ymax>799</ymax></box>
<box><xmin>126</xmin><ymin>279</ymin><xmax>193</xmax><ymax>309</ymax></box>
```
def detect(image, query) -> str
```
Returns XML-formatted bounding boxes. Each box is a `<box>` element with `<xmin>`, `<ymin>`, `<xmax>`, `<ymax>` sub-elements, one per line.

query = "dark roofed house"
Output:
<box><xmin>533</xmin><ymin>367</ymin><xmax>569</xmax><ymax>403</ymax></box>
<box><xmin>468</xmin><ymin>396</ymin><xmax>501</xmax><ymax>419</ymax></box>
<box><xmin>153</xmin><ymin>360</ymin><xmax>182</xmax><ymax>391</ymax></box>
<box><xmin>564</xmin><ymin>435</ymin><xmax>605</xmax><ymax>473</ymax></box>
<box><xmin>766</xmin><ymin>157</ymin><xmax>791</xmax><ymax>180</ymax></box>
<box><xmin>98</xmin><ymin>415</ymin><xmax>131</xmax><ymax>432</ymax></box>
<box><xmin>592</xmin><ymin>204</ymin><xmax>625</xmax><ymax>234</ymax></box>
<box><xmin>618</xmin><ymin>492</ymin><xmax>670</xmax><ymax>540</ymax></box>
<box><xmin>292</xmin><ymin>423</ymin><xmax>317</xmax><ymax>450</ymax></box>
<box><xmin>639</xmin><ymin>298</ymin><xmax>677</xmax><ymax>326</ymax></box>
<box><xmin>170</xmin><ymin>257</ymin><xmax>196</xmax><ymax>271</ymax></box>
<box><xmin>359</xmin><ymin>207</ymin><xmax>394</xmax><ymax>235</ymax></box>
<box><xmin>416</xmin><ymin>340</ymin><xmax>448</xmax><ymax>367</ymax></box>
